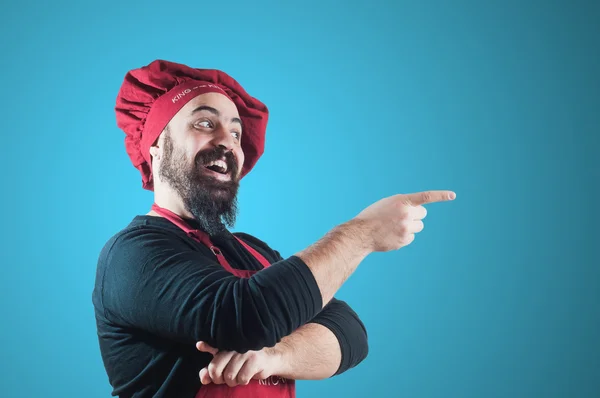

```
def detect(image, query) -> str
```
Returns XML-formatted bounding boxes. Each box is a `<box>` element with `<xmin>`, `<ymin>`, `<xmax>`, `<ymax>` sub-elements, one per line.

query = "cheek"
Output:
<box><xmin>177</xmin><ymin>144</ymin><xmax>193</xmax><ymax>162</ymax></box>
<box><xmin>235</xmin><ymin>150</ymin><xmax>245</xmax><ymax>170</ymax></box>
<box><xmin>188</xmin><ymin>138</ymin><xmax>209</xmax><ymax>159</ymax></box>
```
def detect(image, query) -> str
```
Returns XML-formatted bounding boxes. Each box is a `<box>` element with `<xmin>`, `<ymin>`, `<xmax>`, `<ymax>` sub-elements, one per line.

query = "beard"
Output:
<box><xmin>158</xmin><ymin>130</ymin><xmax>240</xmax><ymax>236</ymax></box>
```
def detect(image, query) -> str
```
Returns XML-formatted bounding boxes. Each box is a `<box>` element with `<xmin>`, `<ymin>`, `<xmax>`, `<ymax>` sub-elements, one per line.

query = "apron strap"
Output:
<box><xmin>234</xmin><ymin>236</ymin><xmax>272</xmax><ymax>269</ymax></box>
<box><xmin>150</xmin><ymin>203</ymin><xmax>271</xmax><ymax>273</ymax></box>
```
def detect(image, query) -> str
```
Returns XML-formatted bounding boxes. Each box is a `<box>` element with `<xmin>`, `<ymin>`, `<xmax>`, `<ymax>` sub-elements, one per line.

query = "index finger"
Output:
<box><xmin>403</xmin><ymin>190</ymin><xmax>456</xmax><ymax>206</ymax></box>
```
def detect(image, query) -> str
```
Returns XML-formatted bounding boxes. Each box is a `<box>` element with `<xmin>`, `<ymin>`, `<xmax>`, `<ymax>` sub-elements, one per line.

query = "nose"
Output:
<box><xmin>210</xmin><ymin>126</ymin><xmax>236</xmax><ymax>151</ymax></box>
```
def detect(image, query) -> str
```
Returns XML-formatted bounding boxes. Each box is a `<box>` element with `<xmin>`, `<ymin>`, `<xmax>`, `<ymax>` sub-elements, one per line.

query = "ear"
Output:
<box><xmin>149</xmin><ymin>144</ymin><xmax>161</xmax><ymax>160</ymax></box>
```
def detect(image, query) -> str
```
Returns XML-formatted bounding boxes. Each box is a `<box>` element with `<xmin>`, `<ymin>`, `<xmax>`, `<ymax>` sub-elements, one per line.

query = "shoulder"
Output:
<box><xmin>97</xmin><ymin>216</ymin><xmax>196</xmax><ymax>267</ymax></box>
<box><xmin>94</xmin><ymin>216</ymin><xmax>214</xmax><ymax>303</ymax></box>
<box><xmin>232</xmin><ymin>232</ymin><xmax>284</xmax><ymax>262</ymax></box>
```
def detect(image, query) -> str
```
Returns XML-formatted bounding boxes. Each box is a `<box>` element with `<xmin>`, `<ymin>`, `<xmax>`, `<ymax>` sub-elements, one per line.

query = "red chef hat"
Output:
<box><xmin>115</xmin><ymin>59</ymin><xmax>269</xmax><ymax>191</ymax></box>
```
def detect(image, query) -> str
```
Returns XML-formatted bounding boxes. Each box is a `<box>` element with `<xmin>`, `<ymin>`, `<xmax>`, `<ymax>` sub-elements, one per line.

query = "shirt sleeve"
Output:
<box><xmin>308</xmin><ymin>297</ymin><xmax>369</xmax><ymax>375</ymax></box>
<box><xmin>96</xmin><ymin>227</ymin><xmax>322</xmax><ymax>353</ymax></box>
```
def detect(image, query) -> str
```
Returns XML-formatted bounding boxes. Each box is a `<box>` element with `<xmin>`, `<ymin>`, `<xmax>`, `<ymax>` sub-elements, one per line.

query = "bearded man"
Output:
<box><xmin>92</xmin><ymin>59</ymin><xmax>455</xmax><ymax>398</ymax></box>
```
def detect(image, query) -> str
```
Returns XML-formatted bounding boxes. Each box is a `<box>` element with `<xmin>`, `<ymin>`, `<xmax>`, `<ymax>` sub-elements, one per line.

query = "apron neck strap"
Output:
<box><xmin>150</xmin><ymin>203</ymin><xmax>272</xmax><ymax>270</ymax></box>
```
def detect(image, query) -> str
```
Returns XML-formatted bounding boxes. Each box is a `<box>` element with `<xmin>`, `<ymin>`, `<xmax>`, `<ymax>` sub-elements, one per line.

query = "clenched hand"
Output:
<box><xmin>196</xmin><ymin>342</ymin><xmax>282</xmax><ymax>387</ymax></box>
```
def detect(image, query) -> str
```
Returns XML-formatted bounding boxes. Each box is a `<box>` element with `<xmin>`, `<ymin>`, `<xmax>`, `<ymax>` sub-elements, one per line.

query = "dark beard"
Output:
<box><xmin>158</xmin><ymin>131</ymin><xmax>240</xmax><ymax>236</ymax></box>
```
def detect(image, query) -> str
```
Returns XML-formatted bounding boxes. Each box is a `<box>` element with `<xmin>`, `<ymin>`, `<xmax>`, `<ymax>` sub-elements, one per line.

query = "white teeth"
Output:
<box><xmin>206</xmin><ymin>159</ymin><xmax>228</xmax><ymax>172</ymax></box>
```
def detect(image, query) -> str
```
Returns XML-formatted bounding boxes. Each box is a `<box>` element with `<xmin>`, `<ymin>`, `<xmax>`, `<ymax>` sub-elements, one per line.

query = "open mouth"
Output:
<box><xmin>203</xmin><ymin>159</ymin><xmax>230</xmax><ymax>178</ymax></box>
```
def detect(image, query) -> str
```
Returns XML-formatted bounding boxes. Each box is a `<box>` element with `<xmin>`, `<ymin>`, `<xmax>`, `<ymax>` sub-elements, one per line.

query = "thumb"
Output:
<box><xmin>196</xmin><ymin>341</ymin><xmax>218</xmax><ymax>355</ymax></box>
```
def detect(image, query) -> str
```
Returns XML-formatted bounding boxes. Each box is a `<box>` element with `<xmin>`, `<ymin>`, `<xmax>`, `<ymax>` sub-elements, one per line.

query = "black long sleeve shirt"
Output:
<box><xmin>92</xmin><ymin>215</ymin><xmax>369</xmax><ymax>397</ymax></box>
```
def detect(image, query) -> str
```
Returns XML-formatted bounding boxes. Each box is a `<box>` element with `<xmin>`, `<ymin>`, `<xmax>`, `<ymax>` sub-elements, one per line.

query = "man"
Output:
<box><xmin>93</xmin><ymin>59</ymin><xmax>455</xmax><ymax>397</ymax></box>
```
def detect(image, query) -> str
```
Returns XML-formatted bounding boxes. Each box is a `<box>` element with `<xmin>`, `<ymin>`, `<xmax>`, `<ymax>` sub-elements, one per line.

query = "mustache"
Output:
<box><xmin>194</xmin><ymin>147</ymin><xmax>239</xmax><ymax>176</ymax></box>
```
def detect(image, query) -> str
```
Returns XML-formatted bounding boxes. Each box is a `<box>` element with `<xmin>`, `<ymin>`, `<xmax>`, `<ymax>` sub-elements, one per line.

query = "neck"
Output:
<box><xmin>150</xmin><ymin>184</ymin><xmax>194</xmax><ymax>220</ymax></box>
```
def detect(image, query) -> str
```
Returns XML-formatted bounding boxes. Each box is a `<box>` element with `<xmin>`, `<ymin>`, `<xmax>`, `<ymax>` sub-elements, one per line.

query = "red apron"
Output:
<box><xmin>151</xmin><ymin>204</ymin><xmax>296</xmax><ymax>398</ymax></box>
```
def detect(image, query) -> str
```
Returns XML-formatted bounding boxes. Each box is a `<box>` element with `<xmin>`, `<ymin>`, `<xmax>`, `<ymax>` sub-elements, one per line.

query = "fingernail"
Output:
<box><xmin>449</xmin><ymin>192</ymin><xmax>456</xmax><ymax>200</ymax></box>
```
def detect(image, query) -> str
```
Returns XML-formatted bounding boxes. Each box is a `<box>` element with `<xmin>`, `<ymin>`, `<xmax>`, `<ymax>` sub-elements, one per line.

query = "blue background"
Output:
<box><xmin>1</xmin><ymin>0</ymin><xmax>598</xmax><ymax>397</ymax></box>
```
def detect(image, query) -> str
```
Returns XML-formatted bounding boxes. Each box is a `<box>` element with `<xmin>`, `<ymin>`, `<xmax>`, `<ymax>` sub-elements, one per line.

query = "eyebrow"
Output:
<box><xmin>191</xmin><ymin>105</ymin><xmax>243</xmax><ymax>129</ymax></box>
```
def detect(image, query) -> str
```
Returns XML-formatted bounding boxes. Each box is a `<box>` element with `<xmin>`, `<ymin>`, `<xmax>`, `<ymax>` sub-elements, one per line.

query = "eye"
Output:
<box><xmin>231</xmin><ymin>131</ymin><xmax>241</xmax><ymax>140</ymax></box>
<box><xmin>195</xmin><ymin>119</ymin><xmax>214</xmax><ymax>129</ymax></box>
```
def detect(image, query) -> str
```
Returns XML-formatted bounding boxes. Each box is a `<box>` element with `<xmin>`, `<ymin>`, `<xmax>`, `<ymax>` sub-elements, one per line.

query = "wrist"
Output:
<box><xmin>265</xmin><ymin>342</ymin><xmax>290</xmax><ymax>377</ymax></box>
<box><xmin>342</xmin><ymin>218</ymin><xmax>373</xmax><ymax>256</ymax></box>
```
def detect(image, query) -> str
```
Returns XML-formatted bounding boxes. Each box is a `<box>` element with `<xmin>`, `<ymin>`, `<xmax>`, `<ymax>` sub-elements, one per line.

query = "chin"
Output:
<box><xmin>210</xmin><ymin>188</ymin><xmax>232</xmax><ymax>197</ymax></box>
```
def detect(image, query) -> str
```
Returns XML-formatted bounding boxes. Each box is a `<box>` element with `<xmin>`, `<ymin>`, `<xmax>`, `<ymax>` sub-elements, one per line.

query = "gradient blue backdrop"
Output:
<box><xmin>1</xmin><ymin>0</ymin><xmax>598</xmax><ymax>397</ymax></box>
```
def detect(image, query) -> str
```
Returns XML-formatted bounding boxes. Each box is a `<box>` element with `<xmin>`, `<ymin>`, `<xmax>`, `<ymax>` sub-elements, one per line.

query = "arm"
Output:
<box><xmin>263</xmin><ymin>240</ymin><xmax>369</xmax><ymax>376</ymax></box>
<box><xmin>97</xmin><ymin>222</ymin><xmax>370</xmax><ymax>352</ymax></box>
<box><xmin>276</xmin><ymin>298</ymin><xmax>369</xmax><ymax>379</ymax></box>
<box><xmin>97</xmin><ymin>228</ymin><xmax>321</xmax><ymax>352</ymax></box>
<box><xmin>197</xmin><ymin>324</ymin><xmax>342</xmax><ymax>385</ymax></box>
<box><xmin>198</xmin><ymin>298</ymin><xmax>369</xmax><ymax>385</ymax></box>
<box><xmin>271</xmin><ymin>322</ymin><xmax>341</xmax><ymax>380</ymax></box>
<box><xmin>237</xmin><ymin>235</ymin><xmax>369</xmax><ymax>376</ymax></box>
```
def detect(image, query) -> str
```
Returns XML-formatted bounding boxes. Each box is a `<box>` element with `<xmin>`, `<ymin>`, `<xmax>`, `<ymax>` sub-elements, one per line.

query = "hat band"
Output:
<box><xmin>141</xmin><ymin>80</ymin><xmax>232</xmax><ymax>166</ymax></box>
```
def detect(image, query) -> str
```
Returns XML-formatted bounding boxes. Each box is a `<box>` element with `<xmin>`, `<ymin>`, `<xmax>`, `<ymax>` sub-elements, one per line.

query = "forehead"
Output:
<box><xmin>178</xmin><ymin>92</ymin><xmax>240</xmax><ymax>118</ymax></box>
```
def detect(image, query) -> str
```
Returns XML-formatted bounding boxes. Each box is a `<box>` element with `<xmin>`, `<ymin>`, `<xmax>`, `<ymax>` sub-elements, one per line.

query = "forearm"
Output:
<box><xmin>196</xmin><ymin>301</ymin><xmax>368</xmax><ymax>385</ymax></box>
<box><xmin>296</xmin><ymin>219</ymin><xmax>372</xmax><ymax>307</ymax></box>
<box><xmin>271</xmin><ymin>322</ymin><xmax>341</xmax><ymax>380</ymax></box>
